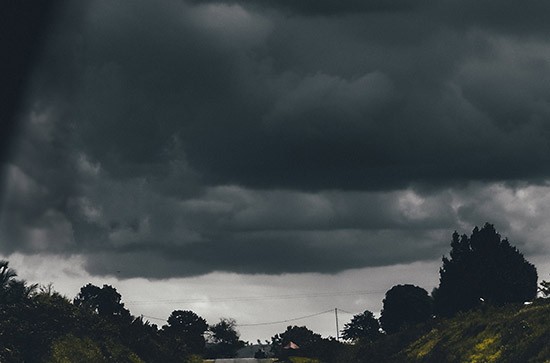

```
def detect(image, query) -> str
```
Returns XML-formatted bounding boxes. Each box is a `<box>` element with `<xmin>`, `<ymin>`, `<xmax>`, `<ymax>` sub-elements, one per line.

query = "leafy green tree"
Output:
<box><xmin>47</xmin><ymin>334</ymin><xmax>144</xmax><ymax>363</ymax></box>
<box><xmin>0</xmin><ymin>265</ymin><xmax>156</xmax><ymax>362</ymax></box>
<box><xmin>0</xmin><ymin>260</ymin><xmax>17</xmax><ymax>289</ymax></box>
<box><xmin>271</xmin><ymin>325</ymin><xmax>345</xmax><ymax>362</ymax></box>
<box><xmin>433</xmin><ymin>223</ymin><xmax>538</xmax><ymax>316</ymax></box>
<box><xmin>48</xmin><ymin>334</ymin><xmax>110</xmax><ymax>363</ymax></box>
<box><xmin>380</xmin><ymin>284</ymin><xmax>432</xmax><ymax>334</ymax></box>
<box><xmin>341</xmin><ymin>310</ymin><xmax>382</xmax><ymax>343</ymax></box>
<box><xmin>0</xmin><ymin>260</ymin><xmax>37</xmax><ymax>304</ymax></box>
<box><xmin>122</xmin><ymin>316</ymin><xmax>165</xmax><ymax>362</ymax></box>
<box><xmin>271</xmin><ymin>325</ymin><xmax>323</xmax><ymax>359</ymax></box>
<box><xmin>161</xmin><ymin>310</ymin><xmax>208</xmax><ymax>359</ymax></box>
<box><xmin>206</xmin><ymin>318</ymin><xmax>245</xmax><ymax>358</ymax></box>
<box><xmin>0</xmin><ymin>284</ymin><xmax>89</xmax><ymax>361</ymax></box>
<box><xmin>74</xmin><ymin>283</ymin><xmax>131</xmax><ymax>322</ymax></box>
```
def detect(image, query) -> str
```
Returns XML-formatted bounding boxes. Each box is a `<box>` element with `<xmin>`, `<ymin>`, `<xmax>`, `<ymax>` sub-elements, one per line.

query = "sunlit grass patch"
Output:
<box><xmin>406</xmin><ymin>328</ymin><xmax>441</xmax><ymax>359</ymax></box>
<box><xmin>467</xmin><ymin>335</ymin><xmax>502</xmax><ymax>363</ymax></box>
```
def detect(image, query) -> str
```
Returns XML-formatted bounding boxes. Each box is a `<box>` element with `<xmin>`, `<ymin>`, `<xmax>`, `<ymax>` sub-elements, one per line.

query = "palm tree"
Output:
<box><xmin>0</xmin><ymin>260</ymin><xmax>17</xmax><ymax>288</ymax></box>
<box><xmin>0</xmin><ymin>260</ymin><xmax>37</xmax><ymax>304</ymax></box>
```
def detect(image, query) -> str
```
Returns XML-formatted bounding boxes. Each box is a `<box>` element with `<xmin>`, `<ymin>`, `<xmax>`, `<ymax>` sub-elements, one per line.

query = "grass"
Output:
<box><xmin>352</xmin><ymin>299</ymin><xmax>550</xmax><ymax>363</ymax></box>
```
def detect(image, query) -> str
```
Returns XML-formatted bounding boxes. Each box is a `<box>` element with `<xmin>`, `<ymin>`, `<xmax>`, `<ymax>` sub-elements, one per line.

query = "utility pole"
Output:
<box><xmin>335</xmin><ymin>308</ymin><xmax>340</xmax><ymax>341</ymax></box>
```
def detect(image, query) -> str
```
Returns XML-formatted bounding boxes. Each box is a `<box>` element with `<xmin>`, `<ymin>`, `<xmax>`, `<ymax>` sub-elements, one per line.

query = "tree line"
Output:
<box><xmin>0</xmin><ymin>223</ymin><xmax>548</xmax><ymax>362</ymax></box>
<box><xmin>0</xmin><ymin>264</ymin><xmax>246</xmax><ymax>362</ymax></box>
<box><xmin>264</xmin><ymin>223</ymin><xmax>547</xmax><ymax>362</ymax></box>
<box><xmin>341</xmin><ymin>223</ymin><xmax>541</xmax><ymax>342</ymax></box>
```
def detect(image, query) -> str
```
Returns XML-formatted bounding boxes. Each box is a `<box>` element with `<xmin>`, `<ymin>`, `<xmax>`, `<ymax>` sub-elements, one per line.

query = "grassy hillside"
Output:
<box><xmin>348</xmin><ymin>299</ymin><xmax>550</xmax><ymax>363</ymax></box>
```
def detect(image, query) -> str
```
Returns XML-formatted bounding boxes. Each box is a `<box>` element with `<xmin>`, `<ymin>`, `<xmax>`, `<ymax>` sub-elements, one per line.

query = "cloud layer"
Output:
<box><xmin>1</xmin><ymin>0</ymin><xmax>550</xmax><ymax>278</ymax></box>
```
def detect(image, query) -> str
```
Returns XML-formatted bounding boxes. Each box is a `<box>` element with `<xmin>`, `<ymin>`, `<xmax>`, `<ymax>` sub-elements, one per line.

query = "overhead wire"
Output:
<box><xmin>141</xmin><ymin>314</ymin><xmax>167</xmax><ymax>322</ymax></box>
<box><xmin>337</xmin><ymin>308</ymin><xmax>358</xmax><ymax>315</ymax></box>
<box><xmin>236</xmin><ymin>309</ymin><xmax>335</xmax><ymax>327</ymax></box>
<box><xmin>131</xmin><ymin>290</ymin><xmax>375</xmax><ymax>328</ymax></box>
<box><xmin>125</xmin><ymin>289</ymin><xmax>385</xmax><ymax>306</ymax></box>
<box><xmin>139</xmin><ymin>308</ymin><xmax>360</xmax><ymax>327</ymax></box>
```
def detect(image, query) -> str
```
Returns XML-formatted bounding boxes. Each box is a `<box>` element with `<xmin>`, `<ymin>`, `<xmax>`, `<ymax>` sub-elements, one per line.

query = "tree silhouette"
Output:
<box><xmin>0</xmin><ymin>260</ymin><xmax>37</xmax><ymax>304</ymax></box>
<box><xmin>341</xmin><ymin>310</ymin><xmax>382</xmax><ymax>343</ymax></box>
<box><xmin>433</xmin><ymin>223</ymin><xmax>538</xmax><ymax>316</ymax></box>
<box><xmin>162</xmin><ymin>310</ymin><xmax>208</xmax><ymax>358</ymax></box>
<box><xmin>0</xmin><ymin>260</ymin><xmax>16</xmax><ymax>288</ymax></box>
<box><xmin>380</xmin><ymin>284</ymin><xmax>432</xmax><ymax>334</ymax></box>
<box><xmin>73</xmin><ymin>283</ymin><xmax>131</xmax><ymax>322</ymax></box>
<box><xmin>206</xmin><ymin>318</ymin><xmax>245</xmax><ymax>358</ymax></box>
<box><xmin>271</xmin><ymin>325</ymin><xmax>323</xmax><ymax>359</ymax></box>
<box><xmin>122</xmin><ymin>316</ymin><xmax>164</xmax><ymax>362</ymax></box>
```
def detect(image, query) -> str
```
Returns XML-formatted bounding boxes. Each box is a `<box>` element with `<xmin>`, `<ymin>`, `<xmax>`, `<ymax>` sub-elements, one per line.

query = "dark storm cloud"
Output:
<box><xmin>2</xmin><ymin>0</ymin><xmax>550</xmax><ymax>278</ymax></box>
<box><xmin>436</xmin><ymin>0</ymin><xmax>550</xmax><ymax>35</ymax></box>
<box><xmin>189</xmin><ymin>0</ymin><xmax>550</xmax><ymax>35</ymax></box>
<box><xmin>84</xmin><ymin>228</ymin><xmax>447</xmax><ymax>278</ymax></box>
<box><xmin>20</xmin><ymin>0</ymin><xmax>550</xmax><ymax>192</ymax></box>
<box><xmin>0</xmin><ymin>0</ymin><xmax>60</xmax><ymax>214</ymax></box>
<box><xmin>0</xmin><ymin>0</ymin><xmax>59</xmax><ymax>161</ymax></box>
<box><xmin>188</xmin><ymin>0</ymin><xmax>426</xmax><ymax>15</ymax></box>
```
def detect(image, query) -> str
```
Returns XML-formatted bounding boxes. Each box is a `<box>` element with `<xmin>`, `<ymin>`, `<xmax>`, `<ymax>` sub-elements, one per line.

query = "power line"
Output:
<box><xmin>236</xmin><ymin>309</ymin><xmax>334</xmax><ymax>327</ymax></box>
<box><xmin>337</xmin><ymin>308</ymin><xmax>357</xmax><ymax>315</ymax></box>
<box><xmin>142</xmin><ymin>314</ymin><xmax>167</xmax><ymax>322</ymax></box>
<box><xmin>140</xmin><ymin>308</ymin><xmax>359</xmax><ymax>328</ymax></box>
<box><xmin>125</xmin><ymin>289</ymin><xmax>385</xmax><ymax>306</ymax></box>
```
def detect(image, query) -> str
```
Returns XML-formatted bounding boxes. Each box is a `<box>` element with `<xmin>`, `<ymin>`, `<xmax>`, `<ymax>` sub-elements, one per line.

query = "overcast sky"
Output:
<box><xmin>1</xmin><ymin>0</ymin><xmax>550</xmax><ymax>341</ymax></box>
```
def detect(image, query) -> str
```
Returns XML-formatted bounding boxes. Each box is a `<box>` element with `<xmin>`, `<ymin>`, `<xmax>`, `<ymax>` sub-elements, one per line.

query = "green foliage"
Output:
<box><xmin>185</xmin><ymin>354</ymin><xmax>206</xmax><ymax>363</ymax></box>
<box><xmin>271</xmin><ymin>325</ymin><xmax>323</xmax><ymax>359</ymax></box>
<box><xmin>271</xmin><ymin>326</ymin><xmax>346</xmax><ymax>362</ymax></box>
<box><xmin>48</xmin><ymin>334</ymin><xmax>106</xmax><ymax>363</ymax></box>
<box><xmin>121</xmin><ymin>316</ymin><xmax>166</xmax><ymax>362</ymax></box>
<box><xmin>0</xmin><ymin>261</ymin><xmax>208</xmax><ymax>363</ymax></box>
<box><xmin>0</xmin><ymin>261</ymin><xmax>219</xmax><ymax>363</ymax></box>
<box><xmin>0</xmin><ymin>260</ymin><xmax>38</xmax><ymax>305</ymax></box>
<box><xmin>74</xmin><ymin>283</ymin><xmax>131</xmax><ymax>323</ymax></box>
<box><xmin>345</xmin><ymin>299</ymin><xmax>550</xmax><ymax>362</ymax></box>
<box><xmin>288</xmin><ymin>357</ymin><xmax>321</xmax><ymax>363</ymax></box>
<box><xmin>1</xmin><ymin>221</ymin><xmax>547</xmax><ymax>363</ymax></box>
<box><xmin>0</xmin><ymin>290</ymin><xmax>87</xmax><ymax>362</ymax></box>
<box><xmin>380</xmin><ymin>284</ymin><xmax>432</xmax><ymax>334</ymax></box>
<box><xmin>47</xmin><ymin>334</ymin><xmax>144</xmax><ymax>363</ymax></box>
<box><xmin>346</xmin><ymin>322</ymin><xmax>431</xmax><ymax>363</ymax></box>
<box><xmin>341</xmin><ymin>310</ymin><xmax>382</xmax><ymax>343</ymax></box>
<box><xmin>206</xmin><ymin>318</ymin><xmax>246</xmax><ymax>358</ymax></box>
<box><xmin>315</xmin><ymin>337</ymin><xmax>347</xmax><ymax>363</ymax></box>
<box><xmin>162</xmin><ymin>310</ymin><xmax>209</xmax><ymax>358</ymax></box>
<box><xmin>434</xmin><ymin>224</ymin><xmax>538</xmax><ymax>317</ymax></box>
<box><xmin>0</xmin><ymin>260</ymin><xmax>16</xmax><ymax>287</ymax></box>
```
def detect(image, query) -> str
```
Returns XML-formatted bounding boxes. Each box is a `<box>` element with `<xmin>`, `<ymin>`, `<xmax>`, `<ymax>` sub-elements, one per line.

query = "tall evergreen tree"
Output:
<box><xmin>433</xmin><ymin>223</ymin><xmax>538</xmax><ymax>316</ymax></box>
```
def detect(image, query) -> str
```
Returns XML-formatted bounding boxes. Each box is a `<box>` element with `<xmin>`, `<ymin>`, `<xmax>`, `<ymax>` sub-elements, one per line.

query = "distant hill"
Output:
<box><xmin>346</xmin><ymin>299</ymin><xmax>550</xmax><ymax>363</ymax></box>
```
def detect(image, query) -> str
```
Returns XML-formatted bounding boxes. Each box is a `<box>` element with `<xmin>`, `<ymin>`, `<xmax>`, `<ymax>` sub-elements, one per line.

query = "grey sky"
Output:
<box><xmin>1</xmin><ymin>0</ymin><xmax>550</xmax><ymax>341</ymax></box>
